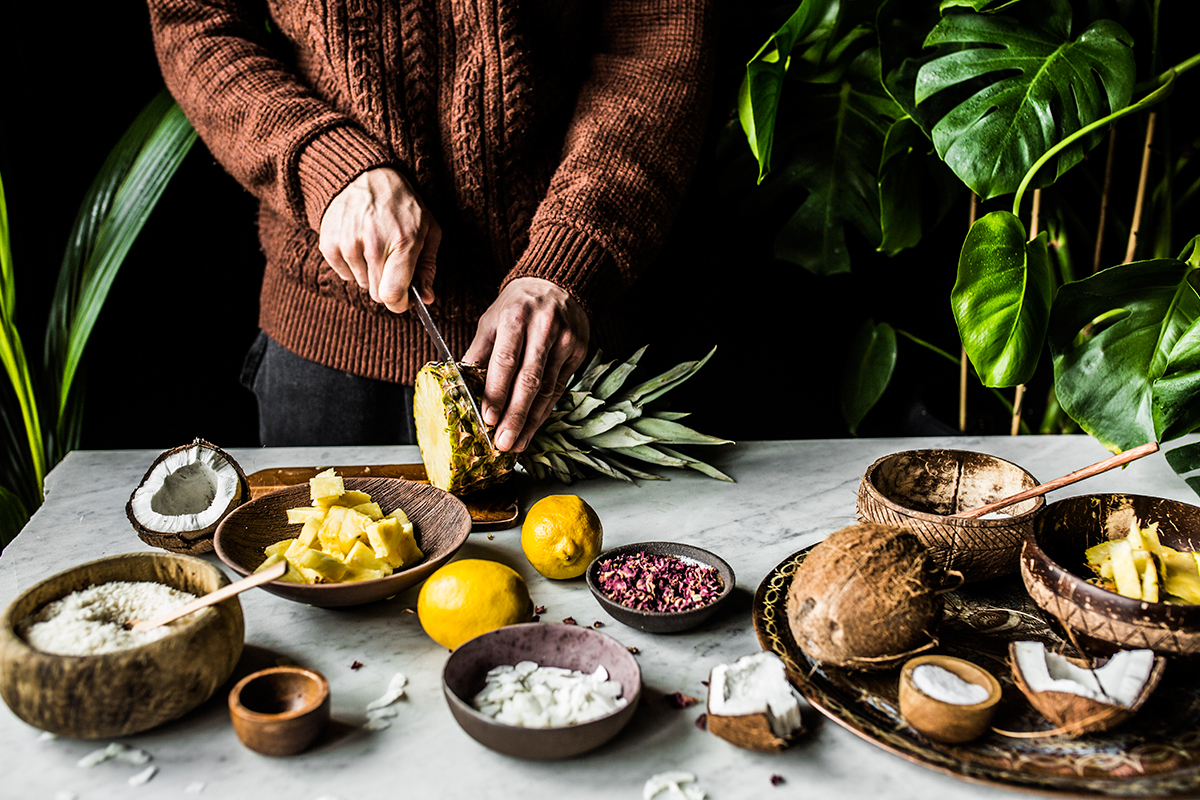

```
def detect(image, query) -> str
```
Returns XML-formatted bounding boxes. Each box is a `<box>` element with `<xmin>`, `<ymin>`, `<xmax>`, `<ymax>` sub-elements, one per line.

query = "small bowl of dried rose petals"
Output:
<box><xmin>586</xmin><ymin>542</ymin><xmax>735</xmax><ymax>634</ymax></box>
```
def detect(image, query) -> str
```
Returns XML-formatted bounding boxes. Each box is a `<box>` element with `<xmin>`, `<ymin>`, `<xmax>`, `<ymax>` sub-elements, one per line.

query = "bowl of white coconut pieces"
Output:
<box><xmin>441</xmin><ymin>622</ymin><xmax>641</xmax><ymax>759</ymax></box>
<box><xmin>0</xmin><ymin>552</ymin><xmax>244</xmax><ymax>738</ymax></box>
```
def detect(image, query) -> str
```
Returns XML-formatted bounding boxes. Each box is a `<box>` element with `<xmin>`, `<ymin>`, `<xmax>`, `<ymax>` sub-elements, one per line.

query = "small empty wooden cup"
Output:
<box><xmin>899</xmin><ymin>654</ymin><xmax>1001</xmax><ymax>744</ymax></box>
<box><xmin>229</xmin><ymin>666</ymin><xmax>330</xmax><ymax>756</ymax></box>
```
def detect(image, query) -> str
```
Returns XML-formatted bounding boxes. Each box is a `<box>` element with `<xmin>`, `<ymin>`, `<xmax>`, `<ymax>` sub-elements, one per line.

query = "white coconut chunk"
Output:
<box><xmin>365</xmin><ymin>672</ymin><xmax>408</xmax><ymax>711</ymax></box>
<box><xmin>129</xmin><ymin>446</ymin><xmax>240</xmax><ymax>532</ymax></box>
<box><xmin>707</xmin><ymin>652</ymin><xmax>803</xmax><ymax>738</ymax></box>
<box><xmin>911</xmin><ymin>664</ymin><xmax>990</xmax><ymax>705</ymax></box>
<box><xmin>644</xmin><ymin>771</ymin><xmax>705</xmax><ymax>800</ymax></box>
<box><xmin>128</xmin><ymin>766</ymin><xmax>157</xmax><ymax>787</ymax></box>
<box><xmin>471</xmin><ymin>661</ymin><xmax>627</xmax><ymax>727</ymax></box>
<box><xmin>1012</xmin><ymin>641</ymin><xmax>1155</xmax><ymax>708</ymax></box>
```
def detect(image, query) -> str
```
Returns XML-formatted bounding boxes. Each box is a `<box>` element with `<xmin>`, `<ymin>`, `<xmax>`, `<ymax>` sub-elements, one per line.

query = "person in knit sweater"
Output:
<box><xmin>145</xmin><ymin>0</ymin><xmax>713</xmax><ymax>450</ymax></box>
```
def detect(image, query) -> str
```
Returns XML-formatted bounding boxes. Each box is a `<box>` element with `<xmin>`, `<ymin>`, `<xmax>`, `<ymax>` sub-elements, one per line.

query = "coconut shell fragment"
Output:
<box><xmin>126</xmin><ymin>439</ymin><xmax>249</xmax><ymax>554</ymax></box>
<box><xmin>787</xmin><ymin>523</ymin><xmax>948</xmax><ymax>671</ymax></box>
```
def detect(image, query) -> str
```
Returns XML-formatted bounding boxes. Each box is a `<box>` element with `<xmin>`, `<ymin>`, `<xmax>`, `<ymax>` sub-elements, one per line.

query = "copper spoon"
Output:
<box><xmin>127</xmin><ymin>559</ymin><xmax>287</xmax><ymax>632</ymax></box>
<box><xmin>952</xmin><ymin>441</ymin><xmax>1160</xmax><ymax>519</ymax></box>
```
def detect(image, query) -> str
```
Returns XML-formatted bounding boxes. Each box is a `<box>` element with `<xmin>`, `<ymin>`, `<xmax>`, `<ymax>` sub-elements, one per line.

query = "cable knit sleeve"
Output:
<box><xmin>505</xmin><ymin>0</ymin><xmax>713</xmax><ymax>317</ymax></box>
<box><xmin>145</xmin><ymin>0</ymin><xmax>395</xmax><ymax>231</ymax></box>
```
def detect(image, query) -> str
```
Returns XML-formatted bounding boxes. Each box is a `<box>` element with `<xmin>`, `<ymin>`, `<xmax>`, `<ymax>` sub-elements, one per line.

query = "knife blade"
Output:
<box><xmin>409</xmin><ymin>286</ymin><xmax>496</xmax><ymax>452</ymax></box>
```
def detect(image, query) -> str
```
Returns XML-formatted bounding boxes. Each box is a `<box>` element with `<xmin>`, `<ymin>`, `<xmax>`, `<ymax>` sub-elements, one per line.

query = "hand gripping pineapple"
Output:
<box><xmin>255</xmin><ymin>470</ymin><xmax>423</xmax><ymax>584</ymax></box>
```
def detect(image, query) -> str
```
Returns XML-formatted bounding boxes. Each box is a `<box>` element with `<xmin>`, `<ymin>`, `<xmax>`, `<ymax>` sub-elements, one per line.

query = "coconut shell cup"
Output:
<box><xmin>1021</xmin><ymin>493</ymin><xmax>1200</xmax><ymax>656</ymax></box>
<box><xmin>1007</xmin><ymin>642</ymin><xmax>1166</xmax><ymax>738</ymax></box>
<box><xmin>0</xmin><ymin>552</ymin><xmax>245</xmax><ymax>738</ymax></box>
<box><xmin>899</xmin><ymin>654</ymin><xmax>1001</xmax><ymax>744</ymax></box>
<box><xmin>857</xmin><ymin>449</ymin><xmax>1044</xmax><ymax>582</ymax></box>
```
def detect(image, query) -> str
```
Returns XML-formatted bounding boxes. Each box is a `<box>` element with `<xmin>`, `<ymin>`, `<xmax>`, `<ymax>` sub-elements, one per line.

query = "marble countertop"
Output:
<box><xmin>2</xmin><ymin>436</ymin><xmax>1198</xmax><ymax>800</ymax></box>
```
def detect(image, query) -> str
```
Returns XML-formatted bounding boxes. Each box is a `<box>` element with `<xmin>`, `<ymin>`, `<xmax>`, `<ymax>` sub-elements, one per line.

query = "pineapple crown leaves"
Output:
<box><xmin>521</xmin><ymin>345</ymin><xmax>734</xmax><ymax>484</ymax></box>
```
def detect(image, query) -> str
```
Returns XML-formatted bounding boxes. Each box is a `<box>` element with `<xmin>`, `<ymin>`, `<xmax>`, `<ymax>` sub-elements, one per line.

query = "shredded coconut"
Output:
<box><xmin>644</xmin><ymin>772</ymin><xmax>705</xmax><ymax>800</ymax></box>
<box><xmin>19</xmin><ymin>581</ymin><xmax>197</xmax><ymax>656</ymax></box>
<box><xmin>911</xmin><ymin>664</ymin><xmax>990</xmax><ymax>705</ymax></box>
<box><xmin>128</xmin><ymin>765</ymin><xmax>157</xmax><ymax>786</ymax></box>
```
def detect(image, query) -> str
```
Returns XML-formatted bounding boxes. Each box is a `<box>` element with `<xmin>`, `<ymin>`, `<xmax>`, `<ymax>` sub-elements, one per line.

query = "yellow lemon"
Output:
<box><xmin>417</xmin><ymin>559</ymin><xmax>533</xmax><ymax>649</ymax></box>
<box><xmin>521</xmin><ymin>494</ymin><xmax>603</xmax><ymax>580</ymax></box>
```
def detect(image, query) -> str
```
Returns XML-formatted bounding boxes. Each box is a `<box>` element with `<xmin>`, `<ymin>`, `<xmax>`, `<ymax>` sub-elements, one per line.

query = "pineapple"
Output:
<box><xmin>413</xmin><ymin>345</ymin><xmax>733</xmax><ymax>494</ymax></box>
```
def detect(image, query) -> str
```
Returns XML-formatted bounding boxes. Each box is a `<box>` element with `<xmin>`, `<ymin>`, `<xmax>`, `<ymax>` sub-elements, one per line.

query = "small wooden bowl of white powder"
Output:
<box><xmin>0</xmin><ymin>552</ymin><xmax>244</xmax><ymax>738</ymax></box>
<box><xmin>899</xmin><ymin>654</ymin><xmax>1001</xmax><ymax>744</ymax></box>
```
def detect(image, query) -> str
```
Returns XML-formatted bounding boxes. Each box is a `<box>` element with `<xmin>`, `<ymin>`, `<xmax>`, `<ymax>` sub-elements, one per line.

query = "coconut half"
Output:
<box><xmin>126</xmin><ymin>439</ymin><xmax>249</xmax><ymax>554</ymax></box>
<box><xmin>706</xmin><ymin>652</ymin><xmax>804</xmax><ymax>752</ymax></box>
<box><xmin>1009</xmin><ymin>640</ymin><xmax>1165</xmax><ymax>737</ymax></box>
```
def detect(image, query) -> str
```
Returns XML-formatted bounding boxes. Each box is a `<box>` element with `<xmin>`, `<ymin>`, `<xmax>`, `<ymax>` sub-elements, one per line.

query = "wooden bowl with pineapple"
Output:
<box><xmin>214</xmin><ymin>471</ymin><xmax>472</xmax><ymax>608</ymax></box>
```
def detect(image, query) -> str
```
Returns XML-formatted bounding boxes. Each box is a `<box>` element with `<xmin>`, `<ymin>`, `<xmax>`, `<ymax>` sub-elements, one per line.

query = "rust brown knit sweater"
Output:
<box><xmin>146</xmin><ymin>0</ymin><xmax>712</xmax><ymax>383</ymax></box>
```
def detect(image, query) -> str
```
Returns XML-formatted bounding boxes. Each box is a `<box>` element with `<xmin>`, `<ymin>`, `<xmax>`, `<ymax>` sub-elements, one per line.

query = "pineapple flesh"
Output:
<box><xmin>414</xmin><ymin>347</ymin><xmax>733</xmax><ymax>494</ymax></box>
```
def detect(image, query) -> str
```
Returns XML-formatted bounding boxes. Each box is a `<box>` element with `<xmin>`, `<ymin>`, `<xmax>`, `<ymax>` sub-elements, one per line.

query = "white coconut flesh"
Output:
<box><xmin>708</xmin><ymin>652</ymin><xmax>802</xmax><ymax>738</ymax></box>
<box><xmin>1012</xmin><ymin>641</ymin><xmax>1155</xmax><ymax>708</ymax></box>
<box><xmin>129</xmin><ymin>447</ymin><xmax>240</xmax><ymax>533</ymax></box>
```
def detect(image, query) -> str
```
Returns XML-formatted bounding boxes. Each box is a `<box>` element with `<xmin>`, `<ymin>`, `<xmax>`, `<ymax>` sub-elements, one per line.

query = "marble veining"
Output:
<box><xmin>1</xmin><ymin>437</ymin><xmax>1196</xmax><ymax>799</ymax></box>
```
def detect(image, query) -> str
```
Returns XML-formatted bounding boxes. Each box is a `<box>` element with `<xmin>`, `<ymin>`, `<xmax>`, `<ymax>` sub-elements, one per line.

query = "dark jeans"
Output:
<box><xmin>241</xmin><ymin>331</ymin><xmax>417</xmax><ymax>447</ymax></box>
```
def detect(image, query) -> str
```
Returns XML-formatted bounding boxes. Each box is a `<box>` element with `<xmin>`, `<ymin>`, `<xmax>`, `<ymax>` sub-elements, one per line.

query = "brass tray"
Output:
<box><xmin>754</xmin><ymin>547</ymin><xmax>1200</xmax><ymax>796</ymax></box>
<box><xmin>246</xmin><ymin>465</ymin><xmax>518</xmax><ymax>530</ymax></box>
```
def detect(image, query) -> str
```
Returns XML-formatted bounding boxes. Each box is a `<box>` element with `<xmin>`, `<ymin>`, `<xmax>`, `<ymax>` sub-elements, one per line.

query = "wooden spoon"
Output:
<box><xmin>952</xmin><ymin>441</ymin><xmax>1159</xmax><ymax>519</ymax></box>
<box><xmin>127</xmin><ymin>559</ymin><xmax>287</xmax><ymax>632</ymax></box>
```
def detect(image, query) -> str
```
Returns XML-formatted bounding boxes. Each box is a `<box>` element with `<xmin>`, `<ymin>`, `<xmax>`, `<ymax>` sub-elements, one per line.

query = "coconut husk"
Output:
<box><xmin>706</xmin><ymin>707</ymin><xmax>798</xmax><ymax>753</ymax></box>
<box><xmin>1007</xmin><ymin>643</ymin><xmax>1166</xmax><ymax>738</ymax></box>
<box><xmin>787</xmin><ymin>523</ymin><xmax>947</xmax><ymax>671</ymax></box>
<box><xmin>126</xmin><ymin>439</ymin><xmax>249</xmax><ymax>554</ymax></box>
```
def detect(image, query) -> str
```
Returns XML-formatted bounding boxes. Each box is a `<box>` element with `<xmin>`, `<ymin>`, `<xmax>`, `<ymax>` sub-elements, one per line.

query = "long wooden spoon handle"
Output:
<box><xmin>953</xmin><ymin>441</ymin><xmax>1160</xmax><ymax>520</ymax></box>
<box><xmin>131</xmin><ymin>559</ymin><xmax>287</xmax><ymax>632</ymax></box>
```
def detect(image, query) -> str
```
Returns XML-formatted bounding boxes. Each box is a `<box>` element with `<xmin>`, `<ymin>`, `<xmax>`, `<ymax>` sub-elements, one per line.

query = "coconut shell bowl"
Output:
<box><xmin>0</xmin><ymin>552</ymin><xmax>245</xmax><ymax>738</ymax></box>
<box><xmin>1022</xmin><ymin>493</ymin><xmax>1200</xmax><ymax>657</ymax></box>
<box><xmin>442</xmin><ymin>623</ymin><xmax>642</xmax><ymax>760</ymax></box>
<box><xmin>857</xmin><ymin>449</ymin><xmax>1044</xmax><ymax>582</ymax></box>
<box><xmin>214</xmin><ymin>477</ymin><xmax>471</xmax><ymax>608</ymax></box>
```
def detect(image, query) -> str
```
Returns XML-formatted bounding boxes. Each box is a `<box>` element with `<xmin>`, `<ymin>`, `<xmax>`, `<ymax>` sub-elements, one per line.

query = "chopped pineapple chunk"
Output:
<box><xmin>257</xmin><ymin>470</ymin><xmax>421</xmax><ymax>584</ymax></box>
<box><xmin>1085</xmin><ymin>520</ymin><xmax>1200</xmax><ymax>604</ymax></box>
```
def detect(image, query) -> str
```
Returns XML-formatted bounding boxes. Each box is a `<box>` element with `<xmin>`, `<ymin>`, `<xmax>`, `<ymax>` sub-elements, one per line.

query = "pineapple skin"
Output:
<box><xmin>414</xmin><ymin>362</ymin><xmax>517</xmax><ymax>494</ymax></box>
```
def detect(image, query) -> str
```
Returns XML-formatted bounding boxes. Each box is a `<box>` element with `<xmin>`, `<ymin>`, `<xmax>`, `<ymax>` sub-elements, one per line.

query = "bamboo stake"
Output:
<box><xmin>1124</xmin><ymin>112</ymin><xmax>1157</xmax><ymax>264</ymax></box>
<box><xmin>960</xmin><ymin>194</ymin><xmax>979</xmax><ymax>431</ymax></box>
<box><xmin>1011</xmin><ymin>190</ymin><xmax>1041</xmax><ymax>436</ymax></box>
<box><xmin>1092</xmin><ymin>125</ymin><xmax>1118</xmax><ymax>273</ymax></box>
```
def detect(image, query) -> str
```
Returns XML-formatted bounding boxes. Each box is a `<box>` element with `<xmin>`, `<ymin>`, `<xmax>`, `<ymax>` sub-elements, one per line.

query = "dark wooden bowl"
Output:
<box><xmin>229</xmin><ymin>666</ymin><xmax>330</xmax><ymax>756</ymax></box>
<box><xmin>442</xmin><ymin>623</ymin><xmax>641</xmax><ymax>759</ymax></box>
<box><xmin>213</xmin><ymin>477</ymin><xmax>472</xmax><ymax>608</ymax></box>
<box><xmin>585</xmin><ymin>542</ymin><xmax>734</xmax><ymax>634</ymax></box>
<box><xmin>0</xmin><ymin>552</ymin><xmax>244</xmax><ymax>738</ymax></box>
<box><xmin>857</xmin><ymin>449</ymin><xmax>1044</xmax><ymax>582</ymax></box>
<box><xmin>1021</xmin><ymin>493</ymin><xmax>1200</xmax><ymax>656</ymax></box>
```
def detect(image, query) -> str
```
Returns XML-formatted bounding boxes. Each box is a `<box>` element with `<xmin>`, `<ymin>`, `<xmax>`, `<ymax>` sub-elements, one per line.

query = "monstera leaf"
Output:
<box><xmin>841</xmin><ymin>319</ymin><xmax>897</xmax><ymax>435</ymax></box>
<box><xmin>952</xmin><ymin>210</ymin><xmax>1053</xmax><ymax>387</ymax></box>
<box><xmin>877</xmin><ymin>116</ymin><xmax>961</xmax><ymax>254</ymax></box>
<box><xmin>1050</xmin><ymin>246</ymin><xmax>1200</xmax><ymax>453</ymax></box>
<box><xmin>911</xmin><ymin>0</ymin><xmax>1134</xmax><ymax>199</ymax></box>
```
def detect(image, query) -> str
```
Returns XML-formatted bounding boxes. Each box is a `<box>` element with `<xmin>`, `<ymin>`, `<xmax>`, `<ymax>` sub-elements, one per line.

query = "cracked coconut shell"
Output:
<box><xmin>126</xmin><ymin>439</ymin><xmax>249</xmax><ymax>554</ymax></box>
<box><xmin>787</xmin><ymin>523</ymin><xmax>948</xmax><ymax>671</ymax></box>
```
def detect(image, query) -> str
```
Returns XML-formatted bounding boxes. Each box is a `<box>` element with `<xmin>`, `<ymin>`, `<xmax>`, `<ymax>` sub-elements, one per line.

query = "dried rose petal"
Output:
<box><xmin>666</xmin><ymin>692</ymin><xmax>700</xmax><ymax>709</ymax></box>
<box><xmin>694</xmin><ymin>713</ymin><xmax>708</xmax><ymax>731</ymax></box>
<box><xmin>770</xmin><ymin>775</ymin><xmax>785</xmax><ymax>787</ymax></box>
<box><xmin>593</xmin><ymin>621</ymin><xmax>604</xmax><ymax>628</ymax></box>
<box><xmin>535</xmin><ymin>605</ymin><xmax>547</xmax><ymax>614</ymax></box>
<box><xmin>350</xmin><ymin>660</ymin><xmax>364</xmax><ymax>671</ymax></box>
<box><xmin>627</xmin><ymin>646</ymin><xmax>640</xmax><ymax>655</ymax></box>
<box><xmin>531</xmin><ymin>614</ymin><xmax>541</xmax><ymax>622</ymax></box>
<box><xmin>595</xmin><ymin>551</ymin><xmax>724</xmax><ymax>613</ymax></box>
<box><xmin>562</xmin><ymin>617</ymin><xmax>577</xmax><ymax>625</ymax></box>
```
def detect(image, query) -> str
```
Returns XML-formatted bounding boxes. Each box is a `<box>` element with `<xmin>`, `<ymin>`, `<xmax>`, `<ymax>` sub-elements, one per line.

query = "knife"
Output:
<box><xmin>409</xmin><ymin>285</ymin><xmax>496</xmax><ymax>452</ymax></box>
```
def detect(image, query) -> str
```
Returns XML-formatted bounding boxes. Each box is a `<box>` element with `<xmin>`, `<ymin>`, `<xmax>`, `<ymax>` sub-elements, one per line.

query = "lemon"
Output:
<box><xmin>521</xmin><ymin>494</ymin><xmax>603</xmax><ymax>580</ymax></box>
<box><xmin>417</xmin><ymin>559</ymin><xmax>533</xmax><ymax>649</ymax></box>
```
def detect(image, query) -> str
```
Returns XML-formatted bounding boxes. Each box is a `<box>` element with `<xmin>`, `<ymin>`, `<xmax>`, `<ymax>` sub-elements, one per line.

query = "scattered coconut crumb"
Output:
<box><xmin>77</xmin><ymin>742</ymin><xmax>151</xmax><ymax>768</ymax></box>
<box><xmin>185</xmin><ymin>782</ymin><xmax>206</xmax><ymax>794</ymax></box>
<box><xmin>366</xmin><ymin>672</ymin><xmax>408</xmax><ymax>711</ymax></box>
<box><xmin>128</xmin><ymin>765</ymin><xmax>157</xmax><ymax>786</ymax></box>
<box><xmin>666</xmin><ymin>692</ymin><xmax>700</xmax><ymax>709</ymax></box>
<box><xmin>644</xmin><ymin>771</ymin><xmax>705</xmax><ymax>800</ymax></box>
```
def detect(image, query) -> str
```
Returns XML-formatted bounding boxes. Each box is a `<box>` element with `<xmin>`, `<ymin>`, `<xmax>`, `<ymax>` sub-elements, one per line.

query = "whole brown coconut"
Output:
<box><xmin>787</xmin><ymin>523</ymin><xmax>948</xmax><ymax>671</ymax></box>
<box><xmin>126</xmin><ymin>439</ymin><xmax>249</xmax><ymax>555</ymax></box>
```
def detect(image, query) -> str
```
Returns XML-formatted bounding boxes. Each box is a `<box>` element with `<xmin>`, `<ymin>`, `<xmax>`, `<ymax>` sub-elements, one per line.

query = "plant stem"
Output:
<box><xmin>1124</xmin><ymin>112</ymin><xmax>1157</xmax><ymax>263</ymax></box>
<box><xmin>1093</xmin><ymin>126</ymin><xmax>1117</xmax><ymax>274</ymax></box>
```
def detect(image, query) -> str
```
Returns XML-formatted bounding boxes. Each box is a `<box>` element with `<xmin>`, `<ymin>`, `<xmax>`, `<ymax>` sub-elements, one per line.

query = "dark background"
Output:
<box><xmin>0</xmin><ymin>2</ymin><xmax>974</xmax><ymax>454</ymax></box>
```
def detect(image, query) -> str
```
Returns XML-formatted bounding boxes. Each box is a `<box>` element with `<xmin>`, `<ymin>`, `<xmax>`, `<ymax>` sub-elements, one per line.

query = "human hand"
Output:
<box><xmin>464</xmin><ymin>277</ymin><xmax>590</xmax><ymax>452</ymax></box>
<box><xmin>319</xmin><ymin>167</ymin><xmax>440</xmax><ymax>312</ymax></box>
